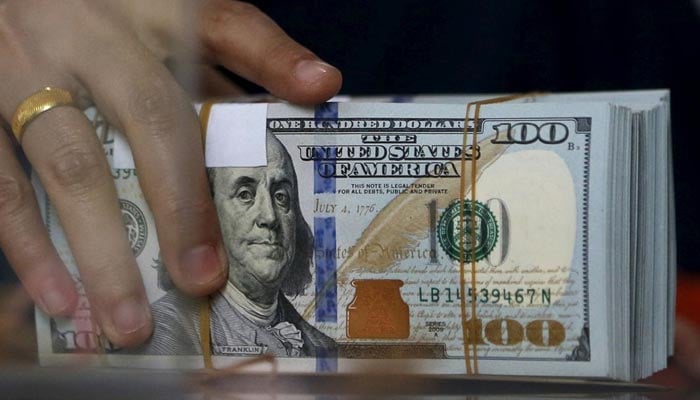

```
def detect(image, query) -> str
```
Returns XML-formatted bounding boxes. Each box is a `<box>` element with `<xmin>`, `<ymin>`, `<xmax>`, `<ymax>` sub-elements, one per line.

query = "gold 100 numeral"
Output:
<box><xmin>464</xmin><ymin>318</ymin><xmax>565</xmax><ymax>347</ymax></box>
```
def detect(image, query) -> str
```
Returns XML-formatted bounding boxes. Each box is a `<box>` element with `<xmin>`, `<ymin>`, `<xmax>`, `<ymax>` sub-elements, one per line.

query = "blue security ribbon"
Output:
<box><xmin>313</xmin><ymin>103</ymin><xmax>339</xmax><ymax>372</ymax></box>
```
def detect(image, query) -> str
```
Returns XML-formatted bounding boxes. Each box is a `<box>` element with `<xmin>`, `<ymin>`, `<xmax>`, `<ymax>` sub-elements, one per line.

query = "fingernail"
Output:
<box><xmin>111</xmin><ymin>298</ymin><xmax>149</xmax><ymax>335</ymax></box>
<box><xmin>181</xmin><ymin>244</ymin><xmax>225</xmax><ymax>285</ymax></box>
<box><xmin>40</xmin><ymin>289</ymin><xmax>72</xmax><ymax>315</ymax></box>
<box><xmin>294</xmin><ymin>60</ymin><xmax>334</xmax><ymax>85</ymax></box>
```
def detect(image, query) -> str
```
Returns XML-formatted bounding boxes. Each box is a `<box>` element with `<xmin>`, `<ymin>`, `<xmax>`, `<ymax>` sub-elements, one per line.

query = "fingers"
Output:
<box><xmin>69</xmin><ymin>40</ymin><xmax>228</xmax><ymax>297</ymax></box>
<box><xmin>0</xmin><ymin>130</ymin><xmax>78</xmax><ymax>317</ymax></box>
<box><xmin>170</xmin><ymin>62</ymin><xmax>247</xmax><ymax>99</ymax></box>
<box><xmin>196</xmin><ymin>65</ymin><xmax>246</xmax><ymax>99</ymax></box>
<box><xmin>674</xmin><ymin>318</ymin><xmax>700</xmax><ymax>379</ymax></box>
<box><xmin>18</xmin><ymin>106</ymin><xmax>152</xmax><ymax>347</ymax></box>
<box><xmin>198</xmin><ymin>0</ymin><xmax>342</xmax><ymax>105</ymax></box>
<box><xmin>0</xmin><ymin>285</ymin><xmax>36</xmax><ymax>362</ymax></box>
<box><xmin>0</xmin><ymin>0</ymin><xmax>333</xmax><ymax>353</ymax></box>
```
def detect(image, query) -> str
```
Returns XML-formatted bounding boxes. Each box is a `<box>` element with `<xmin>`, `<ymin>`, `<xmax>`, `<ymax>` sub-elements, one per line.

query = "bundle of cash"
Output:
<box><xmin>35</xmin><ymin>90</ymin><xmax>673</xmax><ymax>381</ymax></box>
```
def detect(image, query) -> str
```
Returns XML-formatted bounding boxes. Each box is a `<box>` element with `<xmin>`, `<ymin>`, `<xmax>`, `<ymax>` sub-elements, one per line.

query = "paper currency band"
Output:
<box><xmin>11</xmin><ymin>87</ymin><xmax>76</xmax><ymax>142</ymax></box>
<box><xmin>199</xmin><ymin>99</ymin><xmax>217</xmax><ymax>370</ymax></box>
<box><xmin>199</xmin><ymin>101</ymin><xmax>216</xmax><ymax>144</ymax></box>
<box><xmin>199</xmin><ymin>296</ymin><xmax>214</xmax><ymax>369</ymax></box>
<box><xmin>459</xmin><ymin>93</ymin><xmax>545</xmax><ymax>375</ymax></box>
<box><xmin>197</xmin><ymin>100</ymin><xmax>279</xmax><ymax>373</ymax></box>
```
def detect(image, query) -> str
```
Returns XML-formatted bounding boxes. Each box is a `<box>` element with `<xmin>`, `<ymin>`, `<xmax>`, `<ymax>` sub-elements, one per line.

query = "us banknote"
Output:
<box><xmin>35</xmin><ymin>94</ymin><xmax>673</xmax><ymax>380</ymax></box>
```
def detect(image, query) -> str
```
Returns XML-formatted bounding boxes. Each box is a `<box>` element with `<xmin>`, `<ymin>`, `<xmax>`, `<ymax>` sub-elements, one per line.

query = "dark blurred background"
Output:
<box><xmin>2</xmin><ymin>2</ymin><xmax>699</xmax><ymax>274</ymax></box>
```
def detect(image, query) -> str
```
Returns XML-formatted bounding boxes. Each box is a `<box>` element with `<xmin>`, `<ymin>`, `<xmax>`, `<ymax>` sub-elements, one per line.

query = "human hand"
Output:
<box><xmin>0</xmin><ymin>0</ymin><xmax>342</xmax><ymax>347</ymax></box>
<box><xmin>672</xmin><ymin>318</ymin><xmax>700</xmax><ymax>382</ymax></box>
<box><xmin>641</xmin><ymin>317</ymin><xmax>700</xmax><ymax>389</ymax></box>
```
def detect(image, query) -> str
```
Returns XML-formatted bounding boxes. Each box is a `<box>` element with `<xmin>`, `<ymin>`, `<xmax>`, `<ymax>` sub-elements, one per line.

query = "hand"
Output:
<box><xmin>672</xmin><ymin>318</ymin><xmax>700</xmax><ymax>382</ymax></box>
<box><xmin>0</xmin><ymin>0</ymin><xmax>342</xmax><ymax>347</ymax></box>
<box><xmin>641</xmin><ymin>317</ymin><xmax>700</xmax><ymax>388</ymax></box>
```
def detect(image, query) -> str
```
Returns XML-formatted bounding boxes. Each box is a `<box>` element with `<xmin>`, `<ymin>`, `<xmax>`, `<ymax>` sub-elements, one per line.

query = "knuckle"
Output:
<box><xmin>0</xmin><ymin>1</ymin><xmax>78</xmax><ymax>41</ymax></box>
<box><xmin>160</xmin><ymin>195</ymin><xmax>214</xmax><ymax>222</ymax></box>
<box><xmin>0</xmin><ymin>1</ymin><xmax>105</xmax><ymax>68</ymax></box>
<box><xmin>203</xmin><ymin>1</ymin><xmax>265</xmax><ymax>48</ymax></box>
<box><xmin>128</xmin><ymin>77</ymin><xmax>180</xmax><ymax>141</ymax></box>
<box><xmin>0</xmin><ymin>4</ymin><xmax>28</xmax><ymax>52</ymax></box>
<box><xmin>214</xmin><ymin>1</ymin><xmax>263</xmax><ymax>25</ymax></box>
<box><xmin>47</xmin><ymin>143</ymin><xmax>105</xmax><ymax>195</ymax></box>
<box><xmin>225</xmin><ymin>1</ymin><xmax>264</xmax><ymax>20</ymax></box>
<box><xmin>258</xmin><ymin>37</ymin><xmax>304</xmax><ymax>72</ymax></box>
<box><xmin>0</xmin><ymin>173</ymin><xmax>31</xmax><ymax>220</ymax></box>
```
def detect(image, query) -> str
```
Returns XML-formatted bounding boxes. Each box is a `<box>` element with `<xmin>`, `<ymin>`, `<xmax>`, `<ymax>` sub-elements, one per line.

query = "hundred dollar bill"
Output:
<box><xmin>35</xmin><ymin>95</ymin><xmax>673</xmax><ymax>380</ymax></box>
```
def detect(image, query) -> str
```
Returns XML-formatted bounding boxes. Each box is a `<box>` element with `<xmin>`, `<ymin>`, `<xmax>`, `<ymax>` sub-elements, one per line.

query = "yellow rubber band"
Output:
<box><xmin>458</xmin><ymin>93</ymin><xmax>545</xmax><ymax>375</ymax></box>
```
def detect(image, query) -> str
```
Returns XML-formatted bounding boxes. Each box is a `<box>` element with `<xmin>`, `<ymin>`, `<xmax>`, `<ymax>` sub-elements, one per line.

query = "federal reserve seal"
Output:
<box><xmin>120</xmin><ymin>199</ymin><xmax>147</xmax><ymax>257</ymax></box>
<box><xmin>437</xmin><ymin>200</ymin><xmax>498</xmax><ymax>262</ymax></box>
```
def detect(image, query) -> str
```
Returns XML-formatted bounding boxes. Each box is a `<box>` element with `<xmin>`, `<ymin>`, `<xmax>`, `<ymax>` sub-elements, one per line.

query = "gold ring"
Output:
<box><xmin>11</xmin><ymin>87</ymin><xmax>76</xmax><ymax>142</ymax></box>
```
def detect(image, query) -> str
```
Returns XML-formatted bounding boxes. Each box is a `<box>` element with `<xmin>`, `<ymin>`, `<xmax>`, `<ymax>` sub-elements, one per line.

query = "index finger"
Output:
<box><xmin>66</xmin><ymin>38</ymin><xmax>228</xmax><ymax>298</ymax></box>
<box><xmin>198</xmin><ymin>0</ymin><xmax>343</xmax><ymax>105</ymax></box>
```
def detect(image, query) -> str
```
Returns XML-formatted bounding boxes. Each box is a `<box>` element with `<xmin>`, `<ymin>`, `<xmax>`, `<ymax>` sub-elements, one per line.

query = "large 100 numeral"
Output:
<box><xmin>491</xmin><ymin>122</ymin><xmax>569</xmax><ymax>145</ymax></box>
<box><xmin>465</xmin><ymin>318</ymin><xmax>565</xmax><ymax>347</ymax></box>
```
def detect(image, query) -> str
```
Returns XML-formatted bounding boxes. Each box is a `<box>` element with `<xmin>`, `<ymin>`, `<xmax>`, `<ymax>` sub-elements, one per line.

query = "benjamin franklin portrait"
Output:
<box><xmin>136</xmin><ymin>134</ymin><xmax>335</xmax><ymax>357</ymax></box>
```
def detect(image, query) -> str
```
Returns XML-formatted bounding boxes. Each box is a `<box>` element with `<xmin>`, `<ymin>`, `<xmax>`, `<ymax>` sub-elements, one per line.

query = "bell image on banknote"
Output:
<box><xmin>35</xmin><ymin>90</ymin><xmax>674</xmax><ymax>381</ymax></box>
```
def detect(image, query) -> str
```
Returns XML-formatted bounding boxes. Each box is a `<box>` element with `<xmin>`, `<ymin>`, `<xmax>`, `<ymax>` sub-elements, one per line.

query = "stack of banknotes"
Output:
<box><xmin>35</xmin><ymin>90</ymin><xmax>673</xmax><ymax>381</ymax></box>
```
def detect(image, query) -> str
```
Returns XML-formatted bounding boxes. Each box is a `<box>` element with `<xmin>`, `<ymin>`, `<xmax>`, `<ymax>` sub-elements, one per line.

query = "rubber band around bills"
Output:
<box><xmin>458</xmin><ymin>93</ymin><xmax>546</xmax><ymax>375</ymax></box>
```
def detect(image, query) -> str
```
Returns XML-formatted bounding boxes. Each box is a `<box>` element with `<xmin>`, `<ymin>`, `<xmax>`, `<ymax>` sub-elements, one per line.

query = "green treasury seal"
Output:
<box><xmin>438</xmin><ymin>200</ymin><xmax>498</xmax><ymax>262</ymax></box>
